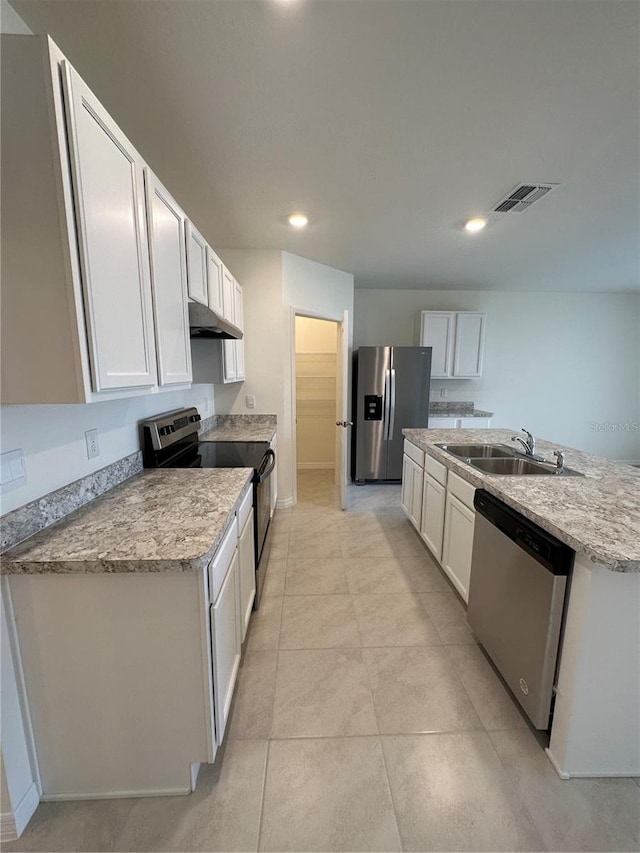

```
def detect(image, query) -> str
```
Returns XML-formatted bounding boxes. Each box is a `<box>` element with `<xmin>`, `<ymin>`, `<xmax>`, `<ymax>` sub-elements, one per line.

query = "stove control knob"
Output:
<box><xmin>159</xmin><ymin>426</ymin><xmax>168</xmax><ymax>436</ymax></box>
<box><xmin>168</xmin><ymin>425</ymin><xmax>176</xmax><ymax>433</ymax></box>
<box><xmin>189</xmin><ymin>414</ymin><xmax>201</xmax><ymax>423</ymax></box>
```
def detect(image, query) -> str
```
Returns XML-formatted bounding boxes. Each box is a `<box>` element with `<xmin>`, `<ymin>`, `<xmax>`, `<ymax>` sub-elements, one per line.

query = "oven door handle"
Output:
<box><xmin>257</xmin><ymin>449</ymin><xmax>276</xmax><ymax>483</ymax></box>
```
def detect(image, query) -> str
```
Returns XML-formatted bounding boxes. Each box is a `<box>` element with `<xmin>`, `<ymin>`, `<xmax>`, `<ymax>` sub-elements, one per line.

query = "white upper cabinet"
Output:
<box><xmin>418</xmin><ymin>311</ymin><xmax>486</xmax><ymax>379</ymax></box>
<box><xmin>61</xmin><ymin>62</ymin><xmax>157</xmax><ymax>393</ymax></box>
<box><xmin>420</xmin><ymin>312</ymin><xmax>454</xmax><ymax>378</ymax></box>
<box><xmin>453</xmin><ymin>313</ymin><xmax>485</xmax><ymax>377</ymax></box>
<box><xmin>185</xmin><ymin>220</ymin><xmax>208</xmax><ymax>306</ymax></box>
<box><xmin>206</xmin><ymin>246</ymin><xmax>224</xmax><ymax>316</ymax></box>
<box><xmin>144</xmin><ymin>170</ymin><xmax>192</xmax><ymax>386</ymax></box>
<box><xmin>234</xmin><ymin>281</ymin><xmax>245</xmax><ymax>381</ymax></box>
<box><xmin>222</xmin><ymin>266</ymin><xmax>235</xmax><ymax>323</ymax></box>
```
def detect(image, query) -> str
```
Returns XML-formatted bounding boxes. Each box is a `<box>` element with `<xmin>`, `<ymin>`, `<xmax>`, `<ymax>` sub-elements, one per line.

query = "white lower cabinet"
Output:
<box><xmin>270</xmin><ymin>435</ymin><xmax>278</xmax><ymax>516</ymax></box>
<box><xmin>420</xmin><ymin>473</ymin><xmax>446</xmax><ymax>561</ymax></box>
<box><xmin>401</xmin><ymin>447</ymin><xmax>476</xmax><ymax>603</ymax></box>
<box><xmin>401</xmin><ymin>454</ymin><xmax>423</xmax><ymax>529</ymax></box>
<box><xmin>211</xmin><ymin>549</ymin><xmax>241</xmax><ymax>745</ymax></box>
<box><xmin>442</xmin><ymin>491</ymin><xmax>475</xmax><ymax>603</ymax></box>
<box><xmin>237</xmin><ymin>489</ymin><xmax>256</xmax><ymax>642</ymax></box>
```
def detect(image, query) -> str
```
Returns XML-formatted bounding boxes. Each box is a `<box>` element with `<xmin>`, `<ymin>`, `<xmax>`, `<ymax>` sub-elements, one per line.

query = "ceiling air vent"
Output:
<box><xmin>493</xmin><ymin>183</ymin><xmax>558</xmax><ymax>213</ymax></box>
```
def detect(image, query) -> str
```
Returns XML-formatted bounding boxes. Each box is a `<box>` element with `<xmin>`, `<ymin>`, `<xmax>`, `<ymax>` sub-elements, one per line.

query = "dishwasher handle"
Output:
<box><xmin>474</xmin><ymin>490</ymin><xmax>574</xmax><ymax>576</ymax></box>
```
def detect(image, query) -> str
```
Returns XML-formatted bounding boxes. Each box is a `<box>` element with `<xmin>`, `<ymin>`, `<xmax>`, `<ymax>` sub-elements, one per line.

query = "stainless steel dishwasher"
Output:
<box><xmin>467</xmin><ymin>490</ymin><xmax>574</xmax><ymax>729</ymax></box>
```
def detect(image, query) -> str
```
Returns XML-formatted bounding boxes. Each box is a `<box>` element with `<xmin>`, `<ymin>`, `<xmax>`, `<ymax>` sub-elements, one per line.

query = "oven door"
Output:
<box><xmin>254</xmin><ymin>448</ymin><xmax>276</xmax><ymax>606</ymax></box>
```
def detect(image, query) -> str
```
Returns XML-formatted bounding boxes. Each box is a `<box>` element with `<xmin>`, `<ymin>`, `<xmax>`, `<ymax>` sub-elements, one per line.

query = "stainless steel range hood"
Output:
<box><xmin>188</xmin><ymin>302</ymin><xmax>243</xmax><ymax>340</ymax></box>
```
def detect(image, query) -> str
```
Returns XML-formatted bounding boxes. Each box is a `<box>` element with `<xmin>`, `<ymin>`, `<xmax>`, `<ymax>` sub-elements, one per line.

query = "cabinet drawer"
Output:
<box><xmin>425</xmin><ymin>454</ymin><xmax>447</xmax><ymax>486</ymax></box>
<box><xmin>403</xmin><ymin>440</ymin><xmax>424</xmax><ymax>467</ymax></box>
<box><xmin>447</xmin><ymin>470</ymin><xmax>475</xmax><ymax>511</ymax></box>
<box><xmin>209</xmin><ymin>517</ymin><xmax>238</xmax><ymax>603</ymax></box>
<box><xmin>237</xmin><ymin>484</ymin><xmax>253</xmax><ymax>534</ymax></box>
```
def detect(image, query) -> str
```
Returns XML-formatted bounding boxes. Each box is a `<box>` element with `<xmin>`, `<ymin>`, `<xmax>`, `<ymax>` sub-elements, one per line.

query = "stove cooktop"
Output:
<box><xmin>195</xmin><ymin>441</ymin><xmax>269</xmax><ymax>470</ymax></box>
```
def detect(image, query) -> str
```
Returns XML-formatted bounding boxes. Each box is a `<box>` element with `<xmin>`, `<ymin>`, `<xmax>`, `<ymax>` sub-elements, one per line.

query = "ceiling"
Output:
<box><xmin>9</xmin><ymin>0</ymin><xmax>640</xmax><ymax>292</ymax></box>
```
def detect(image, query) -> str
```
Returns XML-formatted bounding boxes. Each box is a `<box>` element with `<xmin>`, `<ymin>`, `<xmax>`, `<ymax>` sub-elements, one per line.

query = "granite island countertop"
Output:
<box><xmin>1</xmin><ymin>468</ymin><xmax>253</xmax><ymax>574</ymax></box>
<box><xmin>403</xmin><ymin>428</ymin><xmax>640</xmax><ymax>573</ymax></box>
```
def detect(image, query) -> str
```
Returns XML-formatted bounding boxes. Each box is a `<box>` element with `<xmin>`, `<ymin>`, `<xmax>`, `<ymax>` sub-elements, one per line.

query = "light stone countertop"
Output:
<box><xmin>199</xmin><ymin>424</ymin><xmax>276</xmax><ymax>443</ymax></box>
<box><xmin>428</xmin><ymin>409</ymin><xmax>494</xmax><ymax>419</ymax></box>
<box><xmin>403</xmin><ymin>428</ymin><xmax>640</xmax><ymax>573</ymax></box>
<box><xmin>1</xmin><ymin>468</ymin><xmax>253</xmax><ymax>575</ymax></box>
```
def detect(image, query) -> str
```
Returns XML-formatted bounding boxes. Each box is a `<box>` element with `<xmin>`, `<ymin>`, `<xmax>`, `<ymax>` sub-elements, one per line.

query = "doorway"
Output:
<box><xmin>294</xmin><ymin>316</ymin><xmax>339</xmax><ymax>499</ymax></box>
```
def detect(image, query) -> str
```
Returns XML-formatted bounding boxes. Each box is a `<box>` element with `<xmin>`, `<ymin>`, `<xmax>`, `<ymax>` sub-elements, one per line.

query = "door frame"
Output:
<box><xmin>289</xmin><ymin>307</ymin><xmax>351</xmax><ymax>507</ymax></box>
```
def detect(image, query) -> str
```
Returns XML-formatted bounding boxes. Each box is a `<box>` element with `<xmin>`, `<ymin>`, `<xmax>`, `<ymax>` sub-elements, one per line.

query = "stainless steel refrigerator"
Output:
<box><xmin>352</xmin><ymin>346</ymin><xmax>432</xmax><ymax>482</ymax></box>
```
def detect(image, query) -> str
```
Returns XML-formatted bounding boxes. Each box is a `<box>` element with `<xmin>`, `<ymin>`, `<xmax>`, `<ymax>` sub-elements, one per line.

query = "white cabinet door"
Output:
<box><xmin>238</xmin><ymin>509</ymin><xmax>256</xmax><ymax>642</ymax></box>
<box><xmin>234</xmin><ymin>281</ymin><xmax>245</xmax><ymax>381</ymax></box>
<box><xmin>222</xmin><ymin>340</ymin><xmax>237</xmax><ymax>382</ymax></box>
<box><xmin>206</xmin><ymin>246</ymin><xmax>224</xmax><ymax>316</ymax></box>
<box><xmin>401</xmin><ymin>455</ymin><xmax>423</xmax><ymax>529</ymax></box>
<box><xmin>62</xmin><ymin>62</ymin><xmax>156</xmax><ymax>391</ymax></box>
<box><xmin>222</xmin><ymin>267</ymin><xmax>235</xmax><ymax>322</ymax></box>
<box><xmin>220</xmin><ymin>279</ymin><xmax>244</xmax><ymax>383</ymax></box>
<box><xmin>185</xmin><ymin>220</ymin><xmax>208</xmax><ymax>306</ymax></box>
<box><xmin>144</xmin><ymin>170</ymin><xmax>192</xmax><ymax>386</ymax></box>
<box><xmin>420</xmin><ymin>472</ymin><xmax>446</xmax><ymax>561</ymax></box>
<box><xmin>453</xmin><ymin>313</ymin><xmax>485</xmax><ymax>377</ymax></box>
<box><xmin>211</xmin><ymin>550</ymin><xmax>241</xmax><ymax>745</ymax></box>
<box><xmin>401</xmin><ymin>454</ymin><xmax>412</xmax><ymax>518</ymax></box>
<box><xmin>442</xmin><ymin>492</ymin><xmax>475</xmax><ymax>603</ymax></box>
<box><xmin>270</xmin><ymin>436</ymin><xmax>278</xmax><ymax>517</ymax></box>
<box><xmin>419</xmin><ymin>312</ymin><xmax>454</xmax><ymax>378</ymax></box>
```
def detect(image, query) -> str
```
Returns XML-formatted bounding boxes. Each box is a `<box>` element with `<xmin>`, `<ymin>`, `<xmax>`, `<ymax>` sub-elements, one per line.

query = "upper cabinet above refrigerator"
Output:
<box><xmin>417</xmin><ymin>311</ymin><xmax>486</xmax><ymax>379</ymax></box>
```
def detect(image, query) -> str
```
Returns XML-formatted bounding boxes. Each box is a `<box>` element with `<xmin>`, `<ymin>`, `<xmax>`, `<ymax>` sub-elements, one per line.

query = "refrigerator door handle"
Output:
<box><xmin>383</xmin><ymin>369</ymin><xmax>391</xmax><ymax>440</ymax></box>
<box><xmin>389</xmin><ymin>368</ymin><xmax>397</xmax><ymax>440</ymax></box>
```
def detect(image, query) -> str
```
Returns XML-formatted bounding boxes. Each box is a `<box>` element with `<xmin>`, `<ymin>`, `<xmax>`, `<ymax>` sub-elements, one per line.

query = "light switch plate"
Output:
<box><xmin>246</xmin><ymin>394</ymin><xmax>256</xmax><ymax>409</ymax></box>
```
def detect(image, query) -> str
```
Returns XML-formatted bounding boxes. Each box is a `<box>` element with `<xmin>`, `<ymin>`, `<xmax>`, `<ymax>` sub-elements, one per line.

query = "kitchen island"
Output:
<box><xmin>402</xmin><ymin>428</ymin><xmax>640</xmax><ymax>779</ymax></box>
<box><xmin>2</xmin><ymin>467</ymin><xmax>254</xmax><ymax>800</ymax></box>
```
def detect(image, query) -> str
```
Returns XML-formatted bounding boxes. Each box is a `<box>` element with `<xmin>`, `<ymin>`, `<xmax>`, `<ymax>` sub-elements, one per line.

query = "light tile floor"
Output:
<box><xmin>6</xmin><ymin>471</ymin><xmax>640</xmax><ymax>852</ymax></box>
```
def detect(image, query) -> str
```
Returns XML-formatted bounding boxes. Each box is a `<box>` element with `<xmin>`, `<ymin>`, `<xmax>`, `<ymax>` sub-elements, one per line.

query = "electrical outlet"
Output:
<box><xmin>439</xmin><ymin>388</ymin><xmax>447</xmax><ymax>398</ymax></box>
<box><xmin>0</xmin><ymin>449</ymin><xmax>27</xmax><ymax>491</ymax></box>
<box><xmin>203</xmin><ymin>396</ymin><xmax>210</xmax><ymax>414</ymax></box>
<box><xmin>85</xmin><ymin>429</ymin><xmax>100</xmax><ymax>460</ymax></box>
<box><xmin>246</xmin><ymin>394</ymin><xmax>256</xmax><ymax>409</ymax></box>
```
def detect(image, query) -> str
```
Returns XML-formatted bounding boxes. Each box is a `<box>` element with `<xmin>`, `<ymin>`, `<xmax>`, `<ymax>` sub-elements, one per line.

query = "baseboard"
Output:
<box><xmin>544</xmin><ymin>747</ymin><xmax>571</xmax><ymax>779</ymax></box>
<box><xmin>276</xmin><ymin>497</ymin><xmax>294</xmax><ymax>509</ymax></box>
<box><xmin>544</xmin><ymin>746</ymin><xmax>638</xmax><ymax>779</ymax></box>
<box><xmin>40</xmin><ymin>785</ymin><xmax>191</xmax><ymax>801</ymax></box>
<box><xmin>296</xmin><ymin>463</ymin><xmax>335</xmax><ymax>470</ymax></box>
<box><xmin>0</xmin><ymin>780</ymin><xmax>40</xmax><ymax>841</ymax></box>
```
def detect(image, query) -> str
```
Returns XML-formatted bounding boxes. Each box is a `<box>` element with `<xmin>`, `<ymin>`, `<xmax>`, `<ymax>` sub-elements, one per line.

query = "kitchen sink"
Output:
<box><xmin>469</xmin><ymin>457</ymin><xmax>583</xmax><ymax>476</ymax></box>
<box><xmin>435</xmin><ymin>443</ymin><xmax>584</xmax><ymax>476</ymax></box>
<box><xmin>436</xmin><ymin>443</ymin><xmax>516</xmax><ymax>459</ymax></box>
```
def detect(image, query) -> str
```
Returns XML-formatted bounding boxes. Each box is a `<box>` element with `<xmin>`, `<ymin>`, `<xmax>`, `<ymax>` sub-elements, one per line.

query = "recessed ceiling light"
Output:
<box><xmin>464</xmin><ymin>217</ymin><xmax>487</xmax><ymax>233</ymax></box>
<box><xmin>288</xmin><ymin>212</ymin><xmax>309</xmax><ymax>228</ymax></box>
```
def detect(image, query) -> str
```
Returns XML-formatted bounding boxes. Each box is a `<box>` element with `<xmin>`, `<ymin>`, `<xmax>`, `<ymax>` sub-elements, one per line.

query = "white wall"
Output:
<box><xmin>354</xmin><ymin>290</ymin><xmax>640</xmax><ymax>460</ymax></box>
<box><xmin>207</xmin><ymin>251</ymin><xmax>354</xmax><ymax>504</ymax></box>
<box><xmin>0</xmin><ymin>386</ymin><xmax>215</xmax><ymax>515</ymax></box>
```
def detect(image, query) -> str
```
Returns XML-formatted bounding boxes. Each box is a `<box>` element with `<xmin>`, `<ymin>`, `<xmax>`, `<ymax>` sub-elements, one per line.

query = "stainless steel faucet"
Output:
<box><xmin>511</xmin><ymin>428</ymin><xmax>536</xmax><ymax>457</ymax></box>
<box><xmin>553</xmin><ymin>450</ymin><xmax>566</xmax><ymax>474</ymax></box>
